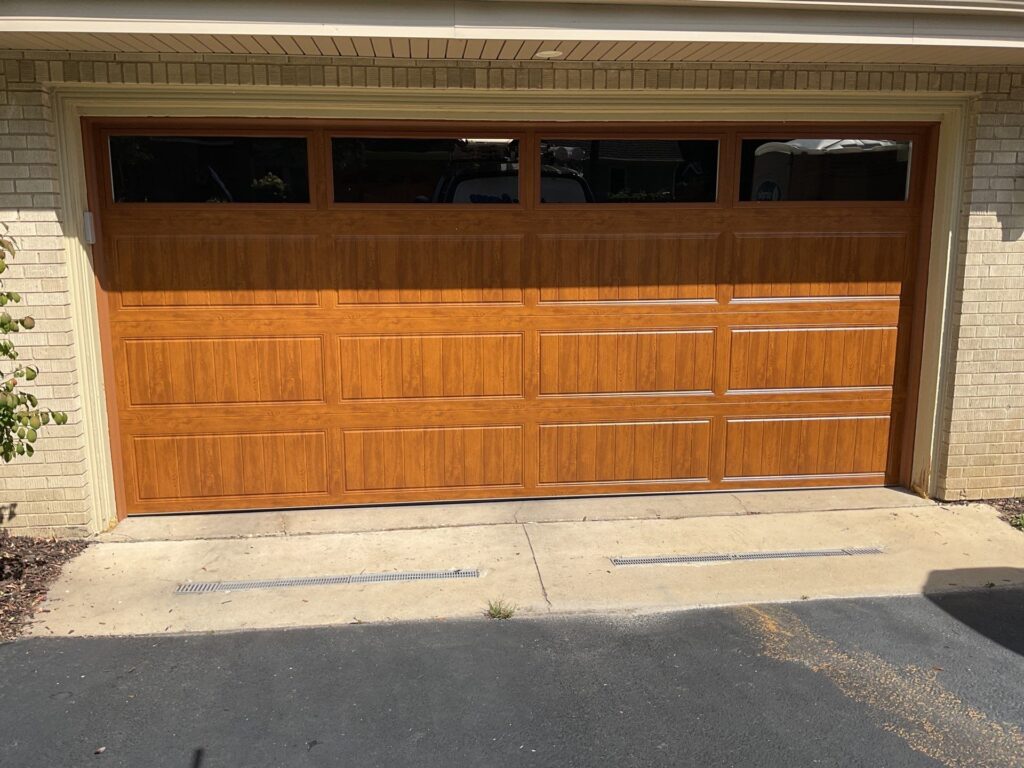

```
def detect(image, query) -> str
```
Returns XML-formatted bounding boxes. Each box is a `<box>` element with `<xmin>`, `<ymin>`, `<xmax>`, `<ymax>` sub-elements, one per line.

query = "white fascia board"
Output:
<box><xmin>0</xmin><ymin>0</ymin><xmax>458</xmax><ymax>39</ymax></box>
<box><xmin>3</xmin><ymin>0</ymin><xmax>1024</xmax><ymax>48</ymax></box>
<box><xmin>482</xmin><ymin>0</ymin><xmax>1024</xmax><ymax>16</ymax></box>
<box><xmin>453</xmin><ymin>2</ymin><xmax>1024</xmax><ymax>45</ymax></box>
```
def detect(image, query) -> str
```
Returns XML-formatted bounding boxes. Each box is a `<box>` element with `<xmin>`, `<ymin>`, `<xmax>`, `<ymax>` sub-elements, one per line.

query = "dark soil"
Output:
<box><xmin>986</xmin><ymin>497</ymin><xmax>1024</xmax><ymax>530</ymax></box>
<box><xmin>988</xmin><ymin>497</ymin><xmax>1024</xmax><ymax>514</ymax></box>
<box><xmin>0</xmin><ymin>531</ymin><xmax>88</xmax><ymax>642</ymax></box>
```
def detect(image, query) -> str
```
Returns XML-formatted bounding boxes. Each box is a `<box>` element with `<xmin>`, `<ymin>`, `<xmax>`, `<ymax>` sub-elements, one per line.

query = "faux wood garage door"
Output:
<box><xmin>87</xmin><ymin>120</ymin><xmax>934</xmax><ymax>515</ymax></box>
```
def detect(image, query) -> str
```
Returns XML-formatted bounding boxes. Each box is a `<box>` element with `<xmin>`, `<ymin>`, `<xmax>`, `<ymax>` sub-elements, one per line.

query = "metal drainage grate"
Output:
<box><xmin>175</xmin><ymin>568</ymin><xmax>480</xmax><ymax>594</ymax></box>
<box><xmin>611</xmin><ymin>547</ymin><xmax>884</xmax><ymax>567</ymax></box>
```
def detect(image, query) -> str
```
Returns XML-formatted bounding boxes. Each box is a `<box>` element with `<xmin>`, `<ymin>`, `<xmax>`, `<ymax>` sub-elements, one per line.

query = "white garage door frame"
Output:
<box><xmin>50</xmin><ymin>84</ymin><xmax>971</xmax><ymax>532</ymax></box>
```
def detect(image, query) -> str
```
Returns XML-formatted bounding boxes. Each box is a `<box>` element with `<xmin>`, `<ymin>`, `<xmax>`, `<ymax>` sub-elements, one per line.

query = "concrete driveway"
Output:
<box><xmin>2</xmin><ymin>590</ymin><xmax>1022</xmax><ymax>767</ymax></box>
<box><xmin>29</xmin><ymin>488</ymin><xmax>1024</xmax><ymax>636</ymax></box>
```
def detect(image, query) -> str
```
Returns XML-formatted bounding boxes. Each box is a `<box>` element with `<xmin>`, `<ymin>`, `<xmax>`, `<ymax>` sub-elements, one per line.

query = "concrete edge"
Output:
<box><xmin>20</xmin><ymin>583</ymin><xmax>1024</xmax><ymax>643</ymax></box>
<box><xmin>98</xmin><ymin>491</ymin><xmax>940</xmax><ymax>544</ymax></box>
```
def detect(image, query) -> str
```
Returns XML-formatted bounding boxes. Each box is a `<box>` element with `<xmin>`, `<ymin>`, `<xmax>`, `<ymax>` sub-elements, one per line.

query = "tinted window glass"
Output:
<box><xmin>109</xmin><ymin>135</ymin><xmax>309</xmax><ymax>203</ymax></box>
<box><xmin>740</xmin><ymin>138</ymin><xmax>911</xmax><ymax>201</ymax></box>
<box><xmin>332</xmin><ymin>138</ymin><xmax>520</xmax><ymax>203</ymax></box>
<box><xmin>539</xmin><ymin>139</ymin><xmax>718</xmax><ymax>203</ymax></box>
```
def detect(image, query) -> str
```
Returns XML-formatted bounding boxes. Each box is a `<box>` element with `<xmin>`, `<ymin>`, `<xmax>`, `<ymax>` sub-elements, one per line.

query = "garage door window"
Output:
<box><xmin>539</xmin><ymin>139</ymin><xmax>718</xmax><ymax>203</ymax></box>
<box><xmin>109</xmin><ymin>135</ymin><xmax>310</xmax><ymax>203</ymax></box>
<box><xmin>332</xmin><ymin>137</ymin><xmax>520</xmax><ymax>203</ymax></box>
<box><xmin>739</xmin><ymin>138</ymin><xmax>912</xmax><ymax>202</ymax></box>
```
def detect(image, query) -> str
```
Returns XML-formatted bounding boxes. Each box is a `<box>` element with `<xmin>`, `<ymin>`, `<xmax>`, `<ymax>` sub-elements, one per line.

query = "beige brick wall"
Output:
<box><xmin>0</xmin><ymin>72</ymin><xmax>89</xmax><ymax>537</ymax></box>
<box><xmin>938</xmin><ymin>81</ymin><xmax>1024</xmax><ymax>500</ymax></box>
<box><xmin>0</xmin><ymin>50</ymin><xmax>1021</xmax><ymax>534</ymax></box>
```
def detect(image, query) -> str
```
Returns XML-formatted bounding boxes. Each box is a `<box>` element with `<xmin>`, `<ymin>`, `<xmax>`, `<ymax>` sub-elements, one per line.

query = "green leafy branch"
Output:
<box><xmin>0</xmin><ymin>223</ymin><xmax>67</xmax><ymax>463</ymax></box>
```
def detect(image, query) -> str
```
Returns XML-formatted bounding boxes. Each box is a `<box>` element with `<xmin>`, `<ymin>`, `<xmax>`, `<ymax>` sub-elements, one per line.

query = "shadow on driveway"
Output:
<box><xmin>924</xmin><ymin>568</ymin><xmax>1024</xmax><ymax>656</ymax></box>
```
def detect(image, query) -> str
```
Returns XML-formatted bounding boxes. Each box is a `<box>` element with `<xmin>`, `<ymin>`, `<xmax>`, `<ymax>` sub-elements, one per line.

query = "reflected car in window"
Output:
<box><xmin>433</xmin><ymin>165</ymin><xmax>594</xmax><ymax>203</ymax></box>
<box><xmin>740</xmin><ymin>138</ymin><xmax>912</xmax><ymax>202</ymax></box>
<box><xmin>333</xmin><ymin>137</ymin><xmax>520</xmax><ymax>203</ymax></box>
<box><xmin>539</xmin><ymin>139</ymin><xmax>718</xmax><ymax>203</ymax></box>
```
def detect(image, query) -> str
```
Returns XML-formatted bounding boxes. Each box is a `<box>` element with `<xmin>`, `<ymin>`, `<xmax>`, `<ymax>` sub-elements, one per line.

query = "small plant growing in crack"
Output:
<box><xmin>485</xmin><ymin>598</ymin><xmax>516</xmax><ymax>620</ymax></box>
<box><xmin>1009</xmin><ymin>513</ymin><xmax>1024</xmax><ymax>531</ymax></box>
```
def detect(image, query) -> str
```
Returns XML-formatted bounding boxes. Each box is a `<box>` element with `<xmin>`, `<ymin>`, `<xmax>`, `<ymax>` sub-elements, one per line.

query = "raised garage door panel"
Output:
<box><xmin>132</xmin><ymin>432</ymin><xmax>329</xmax><ymax>503</ymax></box>
<box><xmin>342</xmin><ymin>425</ymin><xmax>524</xmax><ymax>492</ymax></box>
<box><xmin>726</xmin><ymin>327</ymin><xmax>898</xmax><ymax>392</ymax></box>
<box><xmin>539</xmin><ymin>330</ymin><xmax>715</xmax><ymax>397</ymax></box>
<box><xmin>124</xmin><ymin>337</ymin><xmax>326</xmax><ymax>406</ymax></box>
<box><xmin>338</xmin><ymin>333</ymin><xmax>524</xmax><ymax>401</ymax></box>
<box><xmin>538</xmin><ymin>420</ymin><xmax>712</xmax><ymax>486</ymax></box>
<box><xmin>93</xmin><ymin>122</ymin><xmax>929</xmax><ymax>514</ymax></box>
<box><xmin>723</xmin><ymin>416</ymin><xmax>891</xmax><ymax>481</ymax></box>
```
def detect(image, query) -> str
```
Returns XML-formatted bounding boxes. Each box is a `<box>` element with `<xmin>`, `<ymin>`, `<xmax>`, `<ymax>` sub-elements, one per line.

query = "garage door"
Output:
<box><xmin>88</xmin><ymin>121</ymin><xmax>932</xmax><ymax>515</ymax></box>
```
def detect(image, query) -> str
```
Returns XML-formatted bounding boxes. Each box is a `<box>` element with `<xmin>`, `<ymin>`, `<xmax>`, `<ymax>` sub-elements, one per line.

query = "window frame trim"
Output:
<box><xmin>95</xmin><ymin>121</ymin><xmax>925</xmax><ymax>211</ymax></box>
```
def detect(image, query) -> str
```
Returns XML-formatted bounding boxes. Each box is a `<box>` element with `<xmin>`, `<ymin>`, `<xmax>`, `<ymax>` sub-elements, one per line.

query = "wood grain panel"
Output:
<box><xmin>537</xmin><ymin>234</ymin><xmax>718</xmax><ymax>303</ymax></box>
<box><xmin>335</xmin><ymin>235</ymin><xmax>524</xmax><ymax>305</ymax></box>
<box><xmin>339</xmin><ymin>333</ymin><xmax>523</xmax><ymax>400</ymax></box>
<box><xmin>132</xmin><ymin>431</ymin><xmax>328</xmax><ymax>501</ymax></box>
<box><xmin>732</xmin><ymin>234</ymin><xmax>907</xmax><ymax>301</ymax></box>
<box><xmin>724</xmin><ymin>416</ymin><xmax>890</xmax><ymax>479</ymax></box>
<box><xmin>728</xmin><ymin>327</ymin><xmax>898</xmax><ymax>391</ymax></box>
<box><xmin>112</xmin><ymin>235</ymin><xmax>319</xmax><ymax>307</ymax></box>
<box><xmin>125</xmin><ymin>337</ymin><xmax>325</xmax><ymax>405</ymax></box>
<box><xmin>538</xmin><ymin>420</ymin><xmax>711</xmax><ymax>484</ymax></box>
<box><xmin>343</xmin><ymin>425</ymin><xmax>523</xmax><ymax>491</ymax></box>
<box><xmin>539</xmin><ymin>330</ymin><xmax>714</xmax><ymax>396</ymax></box>
<box><xmin>91</xmin><ymin>119</ymin><xmax>932</xmax><ymax>514</ymax></box>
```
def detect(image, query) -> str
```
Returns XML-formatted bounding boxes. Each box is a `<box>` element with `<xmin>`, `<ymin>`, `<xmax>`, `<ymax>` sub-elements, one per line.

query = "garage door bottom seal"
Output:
<box><xmin>175</xmin><ymin>568</ymin><xmax>480</xmax><ymax>594</ymax></box>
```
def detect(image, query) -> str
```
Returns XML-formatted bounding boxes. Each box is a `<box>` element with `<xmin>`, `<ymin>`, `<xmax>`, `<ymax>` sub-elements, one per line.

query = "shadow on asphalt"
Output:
<box><xmin>924</xmin><ymin>569</ymin><xmax>1024</xmax><ymax>656</ymax></box>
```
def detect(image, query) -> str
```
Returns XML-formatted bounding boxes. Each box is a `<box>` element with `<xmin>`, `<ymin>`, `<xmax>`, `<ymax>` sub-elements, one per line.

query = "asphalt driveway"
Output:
<box><xmin>2</xmin><ymin>590</ymin><xmax>1023</xmax><ymax>768</ymax></box>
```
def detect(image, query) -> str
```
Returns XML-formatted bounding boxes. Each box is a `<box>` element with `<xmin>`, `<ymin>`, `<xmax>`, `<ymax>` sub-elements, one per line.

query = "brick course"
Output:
<box><xmin>0</xmin><ymin>50</ymin><xmax>1021</xmax><ymax>533</ymax></box>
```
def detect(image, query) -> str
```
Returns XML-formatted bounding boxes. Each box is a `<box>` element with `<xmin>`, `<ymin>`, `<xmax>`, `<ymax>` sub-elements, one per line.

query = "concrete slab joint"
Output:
<box><xmin>30</xmin><ymin>495</ymin><xmax>1024</xmax><ymax>636</ymax></box>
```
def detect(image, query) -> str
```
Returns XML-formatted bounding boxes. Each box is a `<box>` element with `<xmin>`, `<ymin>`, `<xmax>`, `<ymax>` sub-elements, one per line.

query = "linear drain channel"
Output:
<box><xmin>611</xmin><ymin>547</ymin><xmax>884</xmax><ymax>567</ymax></box>
<box><xmin>175</xmin><ymin>568</ymin><xmax>480</xmax><ymax>594</ymax></box>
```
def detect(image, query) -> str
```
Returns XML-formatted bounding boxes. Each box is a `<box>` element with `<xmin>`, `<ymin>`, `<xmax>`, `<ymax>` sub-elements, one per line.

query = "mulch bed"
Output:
<box><xmin>987</xmin><ymin>497</ymin><xmax>1024</xmax><ymax>531</ymax></box>
<box><xmin>0</xmin><ymin>531</ymin><xmax>89</xmax><ymax>642</ymax></box>
<box><xmin>988</xmin><ymin>497</ymin><xmax>1024</xmax><ymax>518</ymax></box>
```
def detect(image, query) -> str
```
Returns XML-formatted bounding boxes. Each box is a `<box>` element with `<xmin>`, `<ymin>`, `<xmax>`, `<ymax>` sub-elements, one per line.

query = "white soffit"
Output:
<box><xmin>1</xmin><ymin>33</ymin><xmax>1021</xmax><ymax>64</ymax></box>
<box><xmin>1</xmin><ymin>0</ymin><xmax>1023</xmax><ymax>63</ymax></box>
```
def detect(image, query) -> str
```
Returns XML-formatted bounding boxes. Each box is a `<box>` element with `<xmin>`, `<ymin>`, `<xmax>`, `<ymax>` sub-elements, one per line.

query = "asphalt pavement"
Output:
<box><xmin>2</xmin><ymin>589</ymin><xmax>1023</xmax><ymax>768</ymax></box>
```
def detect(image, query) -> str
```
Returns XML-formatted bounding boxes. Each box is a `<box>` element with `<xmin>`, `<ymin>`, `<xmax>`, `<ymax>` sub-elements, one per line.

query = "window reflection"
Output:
<box><xmin>540</xmin><ymin>139</ymin><xmax>718</xmax><ymax>203</ymax></box>
<box><xmin>740</xmin><ymin>139</ymin><xmax>911</xmax><ymax>202</ymax></box>
<box><xmin>109</xmin><ymin>136</ymin><xmax>309</xmax><ymax>203</ymax></box>
<box><xmin>332</xmin><ymin>138</ymin><xmax>520</xmax><ymax>203</ymax></box>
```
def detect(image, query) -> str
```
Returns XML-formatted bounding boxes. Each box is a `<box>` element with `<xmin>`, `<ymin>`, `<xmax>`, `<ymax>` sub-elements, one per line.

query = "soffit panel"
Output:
<box><xmin>2</xmin><ymin>32</ymin><xmax>1022</xmax><ymax>64</ymax></box>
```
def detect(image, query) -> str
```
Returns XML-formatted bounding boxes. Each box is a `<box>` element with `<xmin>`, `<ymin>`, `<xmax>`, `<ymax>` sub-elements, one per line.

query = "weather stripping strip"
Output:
<box><xmin>611</xmin><ymin>547</ymin><xmax>884</xmax><ymax>567</ymax></box>
<box><xmin>175</xmin><ymin>568</ymin><xmax>481</xmax><ymax>594</ymax></box>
